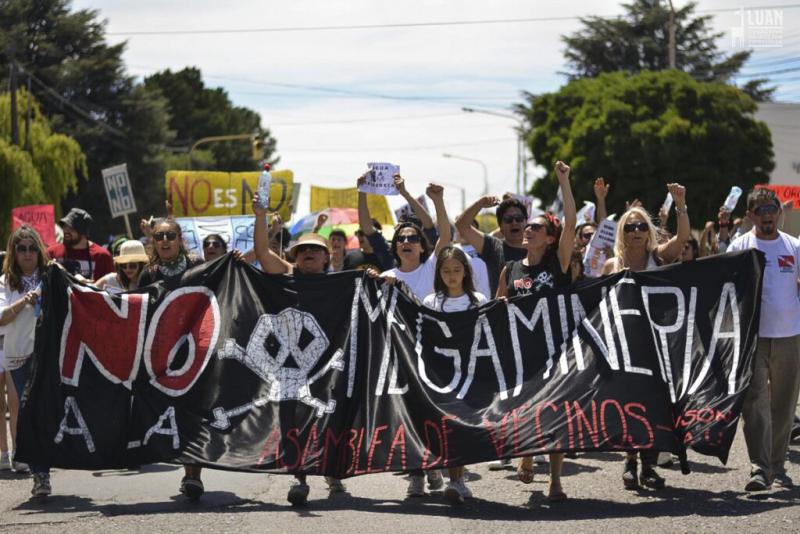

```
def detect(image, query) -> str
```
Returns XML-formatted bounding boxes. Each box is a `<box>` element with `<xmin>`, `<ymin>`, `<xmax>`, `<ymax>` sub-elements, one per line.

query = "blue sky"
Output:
<box><xmin>73</xmin><ymin>0</ymin><xmax>800</xmax><ymax>218</ymax></box>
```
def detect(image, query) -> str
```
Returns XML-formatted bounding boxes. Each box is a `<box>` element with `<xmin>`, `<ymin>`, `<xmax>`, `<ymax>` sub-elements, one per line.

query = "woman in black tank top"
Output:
<box><xmin>496</xmin><ymin>161</ymin><xmax>577</xmax><ymax>502</ymax></box>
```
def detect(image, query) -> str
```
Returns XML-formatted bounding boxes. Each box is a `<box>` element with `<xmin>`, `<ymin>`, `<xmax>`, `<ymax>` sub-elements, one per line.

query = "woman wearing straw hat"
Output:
<box><xmin>95</xmin><ymin>240</ymin><xmax>149</xmax><ymax>294</ymax></box>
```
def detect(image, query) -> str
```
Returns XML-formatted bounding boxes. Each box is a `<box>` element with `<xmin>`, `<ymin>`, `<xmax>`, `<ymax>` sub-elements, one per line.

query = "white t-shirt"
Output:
<box><xmin>458</xmin><ymin>244</ymin><xmax>491</xmax><ymax>299</ymax></box>
<box><xmin>728</xmin><ymin>231</ymin><xmax>800</xmax><ymax>338</ymax></box>
<box><xmin>382</xmin><ymin>255</ymin><xmax>437</xmax><ymax>301</ymax></box>
<box><xmin>96</xmin><ymin>273</ymin><xmax>127</xmax><ymax>295</ymax></box>
<box><xmin>0</xmin><ymin>276</ymin><xmax>36</xmax><ymax>369</ymax></box>
<box><xmin>423</xmin><ymin>291</ymin><xmax>488</xmax><ymax>312</ymax></box>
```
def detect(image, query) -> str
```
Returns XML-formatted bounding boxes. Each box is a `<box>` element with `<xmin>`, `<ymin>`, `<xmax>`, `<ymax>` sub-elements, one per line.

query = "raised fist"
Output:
<box><xmin>555</xmin><ymin>161</ymin><xmax>571</xmax><ymax>181</ymax></box>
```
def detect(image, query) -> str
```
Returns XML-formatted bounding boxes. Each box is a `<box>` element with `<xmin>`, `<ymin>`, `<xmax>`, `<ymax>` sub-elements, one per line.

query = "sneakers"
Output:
<box><xmin>426</xmin><ymin>469</ymin><xmax>444</xmax><ymax>491</ymax></box>
<box><xmin>0</xmin><ymin>452</ymin><xmax>10</xmax><ymax>471</ymax></box>
<box><xmin>640</xmin><ymin>466</ymin><xmax>666</xmax><ymax>490</ymax></box>
<box><xmin>325</xmin><ymin>476</ymin><xmax>346</xmax><ymax>493</ymax></box>
<box><xmin>656</xmin><ymin>452</ymin><xmax>674</xmax><ymax>468</ymax></box>
<box><xmin>31</xmin><ymin>473</ymin><xmax>51</xmax><ymax>498</ymax></box>
<box><xmin>745</xmin><ymin>470</ymin><xmax>770</xmax><ymax>492</ymax></box>
<box><xmin>772</xmin><ymin>473</ymin><xmax>794</xmax><ymax>489</ymax></box>
<box><xmin>287</xmin><ymin>482</ymin><xmax>310</xmax><ymax>506</ymax></box>
<box><xmin>487</xmin><ymin>458</ymin><xmax>511</xmax><ymax>471</ymax></box>
<box><xmin>444</xmin><ymin>479</ymin><xmax>470</xmax><ymax>505</ymax></box>
<box><xmin>622</xmin><ymin>459</ymin><xmax>638</xmax><ymax>490</ymax></box>
<box><xmin>407</xmin><ymin>475</ymin><xmax>425</xmax><ymax>497</ymax></box>
<box><xmin>179</xmin><ymin>476</ymin><xmax>204</xmax><ymax>501</ymax></box>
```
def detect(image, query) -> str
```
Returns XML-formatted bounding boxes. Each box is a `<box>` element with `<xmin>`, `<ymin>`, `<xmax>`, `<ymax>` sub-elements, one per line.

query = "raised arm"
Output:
<box><xmin>454</xmin><ymin>195</ymin><xmax>499</xmax><ymax>254</ymax></box>
<box><xmin>426</xmin><ymin>183</ymin><xmax>451</xmax><ymax>256</ymax></box>
<box><xmin>593</xmin><ymin>177</ymin><xmax>609</xmax><ymax>222</ymax></box>
<box><xmin>357</xmin><ymin>174</ymin><xmax>376</xmax><ymax>236</ymax></box>
<box><xmin>556</xmin><ymin>161</ymin><xmax>577</xmax><ymax>273</ymax></box>
<box><xmin>657</xmin><ymin>183</ymin><xmax>690</xmax><ymax>263</ymax></box>
<box><xmin>395</xmin><ymin>174</ymin><xmax>434</xmax><ymax>229</ymax></box>
<box><xmin>253</xmin><ymin>194</ymin><xmax>293</xmax><ymax>274</ymax></box>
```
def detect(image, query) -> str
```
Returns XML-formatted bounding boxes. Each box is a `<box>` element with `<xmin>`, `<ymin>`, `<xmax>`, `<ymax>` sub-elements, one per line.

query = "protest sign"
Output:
<box><xmin>394</xmin><ymin>195</ymin><xmax>428</xmax><ymax>222</ymax></box>
<box><xmin>310</xmin><ymin>186</ymin><xmax>394</xmax><ymax>226</ymax></box>
<box><xmin>755</xmin><ymin>184</ymin><xmax>800</xmax><ymax>208</ymax></box>
<box><xmin>359</xmin><ymin>162</ymin><xmax>400</xmax><ymax>196</ymax></box>
<box><xmin>101</xmin><ymin>164</ymin><xmax>137</xmax><ymax>218</ymax></box>
<box><xmin>18</xmin><ymin>251</ymin><xmax>762</xmax><ymax>473</ymax></box>
<box><xmin>175</xmin><ymin>216</ymin><xmax>258</xmax><ymax>257</ymax></box>
<box><xmin>11</xmin><ymin>204</ymin><xmax>56</xmax><ymax>246</ymax></box>
<box><xmin>583</xmin><ymin>218</ymin><xmax>617</xmax><ymax>278</ymax></box>
<box><xmin>166</xmin><ymin>169</ymin><xmax>294</xmax><ymax>221</ymax></box>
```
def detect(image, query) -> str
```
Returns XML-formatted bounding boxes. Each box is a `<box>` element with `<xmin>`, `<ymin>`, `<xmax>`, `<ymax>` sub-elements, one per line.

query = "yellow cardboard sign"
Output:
<box><xmin>309</xmin><ymin>186</ymin><xmax>394</xmax><ymax>226</ymax></box>
<box><xmin>166</xmin><ymin>169</ymin><xmax>294</xmax><ymax>221</ymax></box>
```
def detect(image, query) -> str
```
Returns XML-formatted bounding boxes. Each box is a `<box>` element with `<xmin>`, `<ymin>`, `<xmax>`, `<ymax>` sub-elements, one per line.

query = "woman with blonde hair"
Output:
<box><xmin>601</xmin><ymin>183</ymin><xmax>690</xmax><ymax>491</ymax></box>
<box><xmin>0</xmin><ymin>225</ymin><xmax>52</xmax><ymax>497</ymax></box>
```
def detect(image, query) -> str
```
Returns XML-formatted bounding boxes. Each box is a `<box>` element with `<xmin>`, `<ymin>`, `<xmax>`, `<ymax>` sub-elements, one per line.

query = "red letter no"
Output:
<box><xmin>143</xmin><ymin>287</ymin><xmax>220</xmax><ymax>396</ymax></box>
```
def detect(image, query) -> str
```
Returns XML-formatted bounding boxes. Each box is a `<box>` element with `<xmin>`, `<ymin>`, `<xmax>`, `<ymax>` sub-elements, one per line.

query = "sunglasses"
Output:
<box><xmin>526</xmin><ymin>223</ymin><xmax>546</xmax><ymax>232</ymax></box>
<box><xmin>754</xmin><ymin>204</ymin><xmax>779</xmax><ymax>216</ymax></box>
<box><xmin>623</xmin><ymin>222</ymin><xmax>650</xmax><ymax>233</ymax></box>
<box><xmin>15</xmin><ymin>243</ymin><xmax>39</xmax><ymax>254</ymax></box>
<box><xmin>502</xmin><ymin>214</ymin><xmax>526</xmax><ymax>224</ymax></box>
<box><xmin>580</xmin><ymin>232</ymin><xmax>595</xmax><ymax>240</ymax></box>
<box><xmin>153</xmin><ymin>231</ymin><xmax>178</xmax><ymax>242</ymax></box>
<box><xmin>203</xmin><ymin>240</ymin><xmax>223</xmax><ymax>249</ymax></box>
<box><xmin>120</xmin><ymin>263</ymin><xmax>141</xmax><ymax>270</ymax></box>
<box><xmin>397</xmin><ymin>234</ymin><xmax>421</xmax><ymax>244</ymax></box>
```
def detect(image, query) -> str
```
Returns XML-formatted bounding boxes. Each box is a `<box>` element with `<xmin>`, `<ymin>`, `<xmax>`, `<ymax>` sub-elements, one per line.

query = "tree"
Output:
<box><xmin>516</xmin><ymin>70</ymin><xmax>773</xmax><ymax>225</ymax></box>
<box><xmin>143</xmin><ymin>67</ymin><xmax>278</xmax><ymax>171</ymax></box>
<box><xmin>0</xmin><ymin>0</ymin><xmax>175</xmax><ymax>238</ymax></box>
<box><xmin>0</xmin><ymin>89</ymin><xmax>87</xmax><ymax>239</ymax></box>
<box><xmin>562</xmin><ymin>0</ymin><xmax>774</xmax><ymax>101</ymax></box>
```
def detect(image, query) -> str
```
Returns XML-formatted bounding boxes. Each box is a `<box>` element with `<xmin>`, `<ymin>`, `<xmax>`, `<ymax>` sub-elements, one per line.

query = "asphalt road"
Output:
<box><xmin>1</xmin><ymin>430</ymin><xmax>799</xmax><ymax>533</ymax></box>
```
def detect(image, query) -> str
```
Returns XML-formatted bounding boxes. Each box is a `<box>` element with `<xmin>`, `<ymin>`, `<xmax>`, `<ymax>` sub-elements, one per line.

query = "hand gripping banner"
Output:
<box><xmin>16</xmin><ymin>250</ymin><xmax>763</xmax><ymax>476</ymax></box>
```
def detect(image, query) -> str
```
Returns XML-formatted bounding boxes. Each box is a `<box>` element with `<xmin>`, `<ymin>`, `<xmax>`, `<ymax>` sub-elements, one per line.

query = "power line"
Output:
<box><xmin>738</xmin><ymin>65</ymin><xmax>800</xmax><ymax>78</ymax></box>
<box><xmin>105</xmin><ymin>4</ymin><xmax>800</xmax><ymax>36</ymax></box>
<box><xmin>280</xmin><ymin>137</ymin><xmax>515</xmax><ymax>152</ymax></box>
<box><xmin>268</xmin><ymin>112</ymin><xmax>466</xmax><ymax>126</ymax></box>
<box><xmin>17</xmin><ymin>64</ymin><xmax>128</xmax><ymax>139</ymax></box>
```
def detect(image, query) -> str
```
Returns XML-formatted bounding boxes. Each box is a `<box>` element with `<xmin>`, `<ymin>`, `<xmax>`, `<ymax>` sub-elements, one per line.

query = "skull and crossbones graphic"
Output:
<box><xmin>214</xmin><ymin>308</ymin><xmax>344</xmax><ymax>426</ymax></box>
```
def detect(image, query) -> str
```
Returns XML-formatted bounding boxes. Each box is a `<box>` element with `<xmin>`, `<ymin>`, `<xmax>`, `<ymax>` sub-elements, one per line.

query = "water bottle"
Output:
<box><xmin>255</xmin><ymin>163</ymin><xmax>272</xmax><ymax>210</ymax></box>
<box><xmin>723</xmin><ymin>186</ymin><xmax>743</xmax><ymax>212</ymax></box>
<box><xmin>661</xmin><ymin>192</ymin><xmax>673</xmax><ymax>213</ymax></box>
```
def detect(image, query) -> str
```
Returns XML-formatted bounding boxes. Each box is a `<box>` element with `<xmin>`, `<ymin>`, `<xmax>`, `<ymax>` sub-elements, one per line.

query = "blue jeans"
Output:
<box><xmin>10</xmin><ymin>358</ymin><xmax>50</xmax><ymax>475</ymax></box>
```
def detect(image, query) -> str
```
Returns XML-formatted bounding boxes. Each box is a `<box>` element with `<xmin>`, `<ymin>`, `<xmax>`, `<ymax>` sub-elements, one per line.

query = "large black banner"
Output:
<box><xmin>17</xmin><ymin>251</ymin><xmax>763</xmax><ymax>477</ymax></box>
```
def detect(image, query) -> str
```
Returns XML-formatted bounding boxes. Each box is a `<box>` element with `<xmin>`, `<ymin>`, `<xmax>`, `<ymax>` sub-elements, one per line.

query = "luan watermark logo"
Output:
<box><xmin>730</xmin><ymin>7</ymin><xmax>784</xmax><ymax>49</ymax></box>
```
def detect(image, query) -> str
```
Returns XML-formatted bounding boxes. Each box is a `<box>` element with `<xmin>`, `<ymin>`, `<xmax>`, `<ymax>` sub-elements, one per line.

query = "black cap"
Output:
<box><xmin>59</xmin><ymin>208</ymin><xmax>93</xmax><ymax>236</ymax></box>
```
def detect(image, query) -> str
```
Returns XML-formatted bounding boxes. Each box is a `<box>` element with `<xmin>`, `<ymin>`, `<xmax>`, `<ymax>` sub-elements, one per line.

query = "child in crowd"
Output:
<box><xmin>422</xmin><ymin>246</ymin><xmax>488</xmax><ymax>505</ymax></box>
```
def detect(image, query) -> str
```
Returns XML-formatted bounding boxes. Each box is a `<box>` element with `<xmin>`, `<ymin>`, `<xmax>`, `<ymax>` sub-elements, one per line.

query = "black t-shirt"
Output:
<box><xmin>343</xmin><ymin>250</ymin><xmax>382</xmax><ymax>272</ymax></box>
<box><xmin>505</xmin><ymin>258</ymin><xmax>571</xmax><ymax>297</ymax></box>
<box><xmin>480</xmin><ymin>234</ymin><xmax>527</xmax><ymax>296</ymax></box>
<box><xmin>138</xmin><ymin>256</ymin><xmax>204</xmax><ymax>289</ymax></box>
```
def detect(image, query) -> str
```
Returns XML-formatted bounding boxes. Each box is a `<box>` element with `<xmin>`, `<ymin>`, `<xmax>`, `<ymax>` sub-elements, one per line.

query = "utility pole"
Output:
<box><xmin>668</xmin><ymin>0</ymin><xmax>677</xmax><ymax>69</ymax></box>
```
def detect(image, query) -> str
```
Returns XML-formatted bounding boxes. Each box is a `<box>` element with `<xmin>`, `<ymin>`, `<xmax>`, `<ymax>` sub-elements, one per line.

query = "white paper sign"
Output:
<box><xmin>582</xmin><ymin>218</ymin><xmax>617</xmax><ymax>278</ymax></box>
<box><xmin>577</xmin><ymin>201</ymin><xmax>596</xmax><ymax>223</ymax></box>
<box><xmin>360</xmin><ymin>162</ymin><xmax>400</xmax><ymax>195</ymax></box>
<box><xmin>394</xmin><ymin>195</ymin><xmax>428</xmax><ymax>222</ymax></box>
<box><xmin>101</xmin><ymin>163</ymin><xmax>137</xmax><ymax>218</ymax></box>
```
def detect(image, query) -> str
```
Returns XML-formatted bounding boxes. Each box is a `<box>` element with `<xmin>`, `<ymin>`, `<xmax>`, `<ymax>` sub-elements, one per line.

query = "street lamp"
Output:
<box><xmin>442</xmin><ymin>153</ymin><xmax>489</xmax><ymax>197</ymax></box>
<box><xmin>461</xmin><ymin>106</ymin><xmax>527</xmax><ymax>196</ymax></box>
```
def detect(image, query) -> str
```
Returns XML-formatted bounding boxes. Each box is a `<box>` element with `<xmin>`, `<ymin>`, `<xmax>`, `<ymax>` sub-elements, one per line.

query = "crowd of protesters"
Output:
<box><xmin>1</xmin><ymin>163</ymin><xmax>800</xmax><ymax>507</ymax></box>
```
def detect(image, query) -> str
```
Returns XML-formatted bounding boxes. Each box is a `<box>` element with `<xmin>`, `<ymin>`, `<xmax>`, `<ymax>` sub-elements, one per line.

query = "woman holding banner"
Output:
<box><xmin>496</xmin><ymin>161</ymin><xmax>576</xmax><ymax>502</ymax></box>
<box><xmin>601</xmin><ymin>182</ymin><xmax>690</xmax><ymax>491</ymax></box>
<box><xmin>0</xmin><ymin>225</ymin><xmax>51</xmax><ymax>498</ymax></box>
<box><xmin>138</xmin><ymin>219</ymin><xmax>206</xmax><ymax>500</ymax></box>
